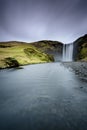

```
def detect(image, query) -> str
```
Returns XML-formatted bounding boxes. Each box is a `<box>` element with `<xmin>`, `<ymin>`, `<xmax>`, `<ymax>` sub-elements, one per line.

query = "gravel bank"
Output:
<box><xmin>62</xmin><ymin>62</ymin><xmax>87</xmax><ymax>82</ymax></box>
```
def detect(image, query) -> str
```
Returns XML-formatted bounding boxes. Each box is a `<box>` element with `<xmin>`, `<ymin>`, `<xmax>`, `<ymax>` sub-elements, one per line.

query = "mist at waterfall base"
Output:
<box><xmin>62</xmin><ymin>43</ymin><xmax>74</xmax><ymax>62</ymax></box>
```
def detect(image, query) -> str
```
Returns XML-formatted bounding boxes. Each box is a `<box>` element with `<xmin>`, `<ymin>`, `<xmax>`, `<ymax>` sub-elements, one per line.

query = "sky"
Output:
<box><xmin>0</xmin><ymin>0</ymin><xmax>87</xmax><ymax>43</ymax></box>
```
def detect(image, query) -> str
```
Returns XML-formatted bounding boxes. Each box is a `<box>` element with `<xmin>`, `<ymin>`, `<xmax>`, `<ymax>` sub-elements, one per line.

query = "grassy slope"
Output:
<box><xmin>0</xmin><ymin>41</ymin><xmax>54</xmax><ymax>68</ymax></box>
<box><xmin>74</xmin><ymin>34</ymin><xmax>87</xmax><ymax>61</ymax></box>
<box><xmin>31</xmin><ymin>40</ymin><xmax>63</xmax><ymax>53</ymax></box>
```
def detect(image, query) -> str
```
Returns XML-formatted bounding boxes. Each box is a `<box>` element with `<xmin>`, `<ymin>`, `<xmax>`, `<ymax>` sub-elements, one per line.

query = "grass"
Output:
<box><xmin>80</xmin><ymin>48</ymin><xmax>87</xmax><ymax>59</ymax></box>
<box><xmin>74</xmin><ymin>34</ymin><xmax>87</xmax><ymax>61</ymax></box>
<box><xmin>76</xmin><ymin>44</ymin><xmax>87</xmax><ymax>61</ymax></box>
<box><xmin>32</xmin><ymin>40</ymin><xmax>63</xmax><ymax>53</ymax></box>
<box><xmin>4</xmin><ymin>57</ymin><xmax>19</xmax><ymax>68</ymax></box>
<box><xmin>0</xmin><ymin>42</ymin><xmax>54</xmax><ymax>68</ymax></box>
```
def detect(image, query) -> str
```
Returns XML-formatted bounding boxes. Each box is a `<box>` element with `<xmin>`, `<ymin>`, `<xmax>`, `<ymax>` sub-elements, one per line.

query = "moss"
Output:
<box><xmin>74</xmin><ymin>34</ymin><xmax>87</xmax><ymax>61</ymax></box>
<box><xmin>4</xmin><ymin>57</ymin><xmax>19</xmax><ymax>68</ymax></box>
<box><xmin>31</xmin><ymin>40</ymin><xmax>63</xmax><ymax>53</ymax></box>
<box><xmin>80</xmin><ymin>48</ymin><xmax>87</xmax><ymax>59</ymax></box>
<box><xmin>0</xmin><ymin>41</ymin><xmax>54</xmax><ymax>69</ymax></box>
<box><xmin>76</xmin><ymin>44</ymin><xmax>87</xmax><ymax>61</ymax></box>
<box><xmin>24</xmin><ymin>48</ymin><xmax>54</xmax><ymax>62</ymax></box>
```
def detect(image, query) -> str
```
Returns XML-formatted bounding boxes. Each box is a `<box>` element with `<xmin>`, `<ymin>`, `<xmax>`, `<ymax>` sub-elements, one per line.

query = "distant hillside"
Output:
<box><xmin>0</xmin><ymin>35</ymin><xmax>87</xmax><ymax>69</ymax></box>
<box><xmin>31</xmin><ymin>40</ymin><xmax>63</xmax><ymax>61</ymax></box>
<box><xmin>0</xmin><ymin>41</ymin><xmax>54</xmax><ymax>69</ymax></box>
<box><xmin>31</xmin><ymin>40</ymin><xmax>63</xmax><ymax>52</ymax></box>
<box><xmin>73</xmin><ymin>34</ymin><xmax>87</xmax><ymax>61</ymax></box>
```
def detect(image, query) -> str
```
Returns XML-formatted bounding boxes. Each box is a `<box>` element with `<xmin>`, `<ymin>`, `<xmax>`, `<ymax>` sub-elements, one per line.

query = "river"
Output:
<box><xmin>0</xmin><ymin>62</ymin><xmax>87</xmax><ymax>130</ymax></box>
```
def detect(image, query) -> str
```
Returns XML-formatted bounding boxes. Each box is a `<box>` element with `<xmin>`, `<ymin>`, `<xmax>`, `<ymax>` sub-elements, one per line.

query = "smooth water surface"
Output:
<box><xmin>0</xmin><ymin>63</ymin><xmax>87</xmax><ymax>130</ymax></box>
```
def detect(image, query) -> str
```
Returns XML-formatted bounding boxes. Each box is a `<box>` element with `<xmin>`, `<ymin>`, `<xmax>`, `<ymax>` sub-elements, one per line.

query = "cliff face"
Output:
<box><xmin>31</xmin><ymin>40</ymin><xmax>63</xmax><ymax>61</ymax></box>
<box><xmin>73</xmin><ymin>34</ymin><xmax>87</xmax><ymax>61</ymax></box>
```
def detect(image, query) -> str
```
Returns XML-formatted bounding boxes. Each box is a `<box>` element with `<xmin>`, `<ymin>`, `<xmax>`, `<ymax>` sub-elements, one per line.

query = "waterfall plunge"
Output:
<box><xmin>63</xmin><ymin>43</ymin><xmax>73</xmax><ymax>61</ymax></box>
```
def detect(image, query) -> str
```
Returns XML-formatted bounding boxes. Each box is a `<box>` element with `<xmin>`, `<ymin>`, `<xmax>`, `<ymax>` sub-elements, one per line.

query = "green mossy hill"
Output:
<box><xmin>24</xmin><ymin>48</ymin><xmax>54</xmax><ymax>62</ymax></box>
<box><xmin>31</xmin><ymin>40</ymin><xmax>63</xmax><ymax>53</ymax></box>
<box><xmin>74</xmin><ymin>34</ymin><xmax>87</xmax><ymax>61</ymax></box>
<box><xmin>0</xmin><ymin>41</ymin><xmax>54</xmax><ymax>69</ymax></box>
<box><xmin>4</xmin><ymin>57</ymin><xmax>19</xmax><ymax>68</ymax></box>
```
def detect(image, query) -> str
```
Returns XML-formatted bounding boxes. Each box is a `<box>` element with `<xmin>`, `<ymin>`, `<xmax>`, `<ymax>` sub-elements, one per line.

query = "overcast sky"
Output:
<box><xmin>0</xmin><ymin>0</ymin><xmax>87</xmax><ymax>43</ymax></box>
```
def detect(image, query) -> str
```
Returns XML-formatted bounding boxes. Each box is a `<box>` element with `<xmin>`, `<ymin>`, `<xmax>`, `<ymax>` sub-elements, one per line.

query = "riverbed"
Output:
<box><xmin>0</xmin><ymin>62</ymin><xmax>87</xmax><ymax>130</ymax></box>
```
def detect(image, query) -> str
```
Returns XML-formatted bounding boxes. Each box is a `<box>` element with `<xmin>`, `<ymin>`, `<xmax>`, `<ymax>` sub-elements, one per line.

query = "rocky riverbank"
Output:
<box><xmin>62</xmin><ymin>62</ymin><xmax>87</xmax><ymax>93</ymax></box>
<box><xmin>62</xmin><ymin>62</ymin><xmax>87</xmax><ymax>82</ymax></box>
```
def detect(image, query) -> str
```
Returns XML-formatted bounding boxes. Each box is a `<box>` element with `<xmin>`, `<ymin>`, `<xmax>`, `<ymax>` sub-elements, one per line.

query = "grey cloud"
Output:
<box><xmin>0</xmin><ymin>0</ymin><xmax>87</xmax><ymax>43</ymax></box>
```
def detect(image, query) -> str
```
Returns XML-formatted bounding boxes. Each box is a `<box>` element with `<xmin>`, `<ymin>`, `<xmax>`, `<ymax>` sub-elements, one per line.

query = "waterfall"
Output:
<box><xmin>63</xmin><ymin>43</ymin><xmax>73</xmax><ymax>61</ymax></box>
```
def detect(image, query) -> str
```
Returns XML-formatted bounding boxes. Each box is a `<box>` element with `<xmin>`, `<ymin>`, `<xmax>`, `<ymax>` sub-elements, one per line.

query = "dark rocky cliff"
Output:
<box><xmin>73</xmin><ymin>34</ymin><xmax>87</xmax><ymax>61</ymax></box>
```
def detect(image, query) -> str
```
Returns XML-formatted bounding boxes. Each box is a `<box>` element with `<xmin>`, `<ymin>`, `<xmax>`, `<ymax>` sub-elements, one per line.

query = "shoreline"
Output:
<box><xmin>1</xmin><ymin>61</ymin><xmax>87</xmax><ymax>82</ymax></box>
<box><xmin>62</xmin><ymin>61</ymin><xmax>87</xmax><ymax>81</ymax></box>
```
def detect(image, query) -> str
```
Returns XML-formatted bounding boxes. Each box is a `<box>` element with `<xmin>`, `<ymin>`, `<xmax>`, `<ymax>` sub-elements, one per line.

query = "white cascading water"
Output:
<box><xmin>63</xmin><ymin>43</ymin><xmax>73</xmax><ymax>61</ymax></box>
